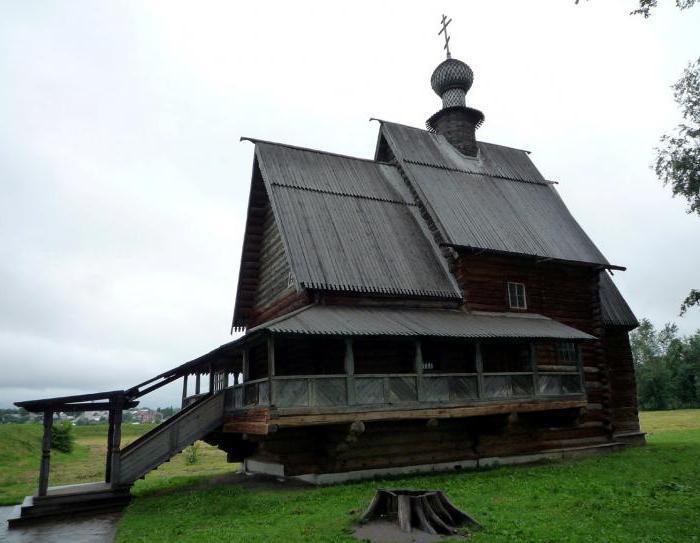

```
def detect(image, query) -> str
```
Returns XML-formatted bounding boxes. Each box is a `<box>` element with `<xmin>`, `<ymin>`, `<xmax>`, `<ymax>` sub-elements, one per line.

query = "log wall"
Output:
<box><xmin>602</xmin><ymin>326</ymin><xmax>642</xmax><ymax>436</ymax></box>
<box><xmin>242</xmin><ymin>409</ymin><xmax>609</xmax><ymax>476</ymax></box>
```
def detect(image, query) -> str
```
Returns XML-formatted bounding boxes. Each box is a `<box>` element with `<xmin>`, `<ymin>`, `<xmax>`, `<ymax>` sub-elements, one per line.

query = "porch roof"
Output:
<box><xmin>247</xmin><ymin>305</ymin><xmax>595</xmax><ymax>341</ymax></box>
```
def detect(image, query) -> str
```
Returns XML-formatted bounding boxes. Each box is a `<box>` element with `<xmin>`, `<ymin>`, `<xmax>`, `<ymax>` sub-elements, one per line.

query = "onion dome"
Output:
<box><xmin>430</xmin><ymin>58</ymin><xmax>474</xmax><ymax>108</ymax></box>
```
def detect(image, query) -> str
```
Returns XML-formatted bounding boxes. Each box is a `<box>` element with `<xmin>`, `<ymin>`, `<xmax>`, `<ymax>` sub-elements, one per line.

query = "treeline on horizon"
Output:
<box><xmin>631</xmin><ymin>319</ymin><xmax>700</xmax><ymax>411</ymax></box>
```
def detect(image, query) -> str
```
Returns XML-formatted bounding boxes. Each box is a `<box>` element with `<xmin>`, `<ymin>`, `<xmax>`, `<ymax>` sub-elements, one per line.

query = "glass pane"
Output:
<box><xmin>483</xmin><ymin>376</ymin><xmax>510</xmax><ymax>398</ymax></box>
<box><xmin>388</xmin><ymin>377</ymin><xmax>417</xmax><ymax>403</ymax></box>
<box><xmin>353</xmin><ymin>338</ymin><xmax>415</xmax><ymax>374</ymax></box>
<box><xmin>561</xmin><ymin>374</ymin><xmax>582</xmax><ymax>394</ymax></box>
<box><xmin>314</xmin><ymin>378</ymin><xmax>347</xmax><ymax>406</ymax></box>
<box><xmin>272</xmin><ymin>379</ymin><xmax>309</xmax><ymax>407</ymax></box>
<box><xmin>354</xmin><ymin>378</ymin><xmax>384</xmax><ymax>404</ymax></box>
<box><xmin>449</xmin><ymin>376</ymin><xmax>478</xmax><ymax>400</ymax></box>
<box><xmin>274</xmin><ymin>335</ymin><xmax>346</xmax><ymax>376</ymax></box>
<box><xmin>482</xmin><ymin>342</ymin><xmax>531</xmax><ymax>372</ymax></box>
<box><xmin>422</xmin><ymin>338</ymin><xmax>476</xmax><ymax>373</ymax></box>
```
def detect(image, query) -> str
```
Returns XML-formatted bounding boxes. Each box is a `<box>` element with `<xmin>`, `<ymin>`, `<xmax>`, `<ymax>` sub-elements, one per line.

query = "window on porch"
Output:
<box><xmin>421</xmin><ymin>338</ymin><xmax>476</xmax><ymax>373</ymax></box>
<box><xmin>481</xmin><ymin>341</ymin><xmax>534</xmax><ymax>399</ymax></box>
<box><xmin>274</xmin><ymin>336</ymin><xmax>345</xmax><ymax>375</ymax></box>
<box><xmin>353</xmin><ymin>338</ymin><xmax>415</xmax><ymax>374</ymax></box>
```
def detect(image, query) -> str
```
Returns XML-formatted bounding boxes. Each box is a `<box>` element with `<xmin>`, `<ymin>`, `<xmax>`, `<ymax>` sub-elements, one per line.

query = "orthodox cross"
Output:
<box><xmin>438</xmin><ymin>14</ymin><xmax>452</xmax><ymax>58</ymax></box>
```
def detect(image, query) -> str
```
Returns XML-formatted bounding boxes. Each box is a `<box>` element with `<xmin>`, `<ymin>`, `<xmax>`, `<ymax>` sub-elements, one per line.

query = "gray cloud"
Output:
<box><xmin>1</xmin><ymin>1</ymin><xmax>699</xmax><ymax>407</ymax></box>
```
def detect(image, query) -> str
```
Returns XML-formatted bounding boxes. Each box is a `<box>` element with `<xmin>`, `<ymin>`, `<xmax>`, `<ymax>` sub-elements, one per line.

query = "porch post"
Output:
<box><xmin>181</xmin><ymin>374</ymin><xmax>188</xmax><ymax>406</ymax></box>
<box><xmin>475</xmin><ymin>342</ymin><xmax>484</xmax><ymax>399</ymax></box>
<box><xmin>530</xmin><ymin>343</ymin><xmax>539</xmax><ymax>398</ymax></box>
<box><xmin>415</xmin><ymin>339</ymin><xmax>424</xmax><ymax>402</ymax></box>
<box><xmin>345</xmin><ymin>338</ymin><xmax>355</xmax><ymax>406</ymax></box>
<box><xmin>242</xmin><ymin>348</ymin><xmax>249</xmax><ymax>382</ymax></box>
<box><xmin>267</xmin><ymin>335</ymin><xmax>275</xmax><ymax>405</ymax></box>
<box><xmin>208</xmin><ymin>363</ymin><xmax>215</xmax><ymax>394</ymax></box>
<box><xmin>195</xmin><ymin>372</ymin><xmax>201</xmax><ymax>395</ymax></box>
<box><xmin>38</xmin><ymin>410</ymin><xmax>53</xmax><ymax>496</ymax></box>
<box><xmin>109</xmin><ymin>398</ymin><xmax>123</xmax><ymax>487</ymax></box>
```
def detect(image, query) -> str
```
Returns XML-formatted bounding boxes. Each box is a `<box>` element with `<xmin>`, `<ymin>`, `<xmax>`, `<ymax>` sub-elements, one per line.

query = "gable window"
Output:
<box><xmin>507</xmin><ymin>282</ymin><xmax>527</xmax><ymax>310</ymax></box>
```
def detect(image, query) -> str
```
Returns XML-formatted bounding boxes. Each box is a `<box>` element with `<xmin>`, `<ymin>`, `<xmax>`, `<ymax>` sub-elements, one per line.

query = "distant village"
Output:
<box><xmin>0</xmin><ymin>406</ymin><xmax>179</xmax><ymax>425</ymax></box>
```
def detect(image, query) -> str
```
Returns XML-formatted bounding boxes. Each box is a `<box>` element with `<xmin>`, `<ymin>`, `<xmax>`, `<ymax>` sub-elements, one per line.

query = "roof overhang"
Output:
<box><xmin>243</xmin><ymin>304</ymin><xmax>595</xmax><ymax>341</ymax></box>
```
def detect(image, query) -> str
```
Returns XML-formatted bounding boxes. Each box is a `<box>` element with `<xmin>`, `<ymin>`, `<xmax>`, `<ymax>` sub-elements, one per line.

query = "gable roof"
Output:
<box><xmin>252</xmin><ymin>141</ymin><xmax>462</xmax><ymax>300</ymax></box>
<box><xmin>378</xmin><ymin>121</ymin><xmax>612</xmax><ymax>267</ymax></box>
<box><xmin>600</xmin><ymin>272</ymin><xmax>638</xmax><ymax>328</ymax></box>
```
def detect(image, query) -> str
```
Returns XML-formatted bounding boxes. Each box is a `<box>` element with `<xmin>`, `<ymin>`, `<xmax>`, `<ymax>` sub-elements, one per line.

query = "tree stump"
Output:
<box><xmin>360</xmin><ymin>489</ymin><xmax>481</xmax><ymax>535</ymax></box>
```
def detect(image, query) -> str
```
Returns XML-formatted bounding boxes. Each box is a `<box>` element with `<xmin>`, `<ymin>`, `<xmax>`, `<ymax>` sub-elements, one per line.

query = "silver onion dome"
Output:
<box><xmin>430</xmin><ymin>58</ymin><xmax>473</xmax><ymax>108</ymax></box>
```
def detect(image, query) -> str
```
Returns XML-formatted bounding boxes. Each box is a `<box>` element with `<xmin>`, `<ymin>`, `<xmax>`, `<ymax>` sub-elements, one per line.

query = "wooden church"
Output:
<box><xmin>10</xmin><ymin>22</ymin><xmax>643</xmax><ymax>523</ymax></box>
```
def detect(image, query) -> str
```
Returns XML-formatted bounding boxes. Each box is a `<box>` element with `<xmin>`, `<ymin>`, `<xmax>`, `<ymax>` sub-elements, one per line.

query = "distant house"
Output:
<box><xmin>12</xmin><ymin>40</ymin><xmax>643</xmax><ymax>522</ymax></box>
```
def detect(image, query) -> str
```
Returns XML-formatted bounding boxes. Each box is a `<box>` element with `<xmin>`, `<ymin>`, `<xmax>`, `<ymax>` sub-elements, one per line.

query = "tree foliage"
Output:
<box><xmin>631</xmin><ymin>318</ymin><xmax>700</xmax><ymax>409</ymax></box>
<box><xmin>656</xmin><ymin>58</ymin><xmax>700</xmax><ymax>216</ymax></box>
<box><xmin>51</xmin><ymin>421</ymin><xmax>75</xmax><ymax>453</ymax></box>
<box><xmin>630</xmin><ymin>0</ymin><xmax>697</xmax><ymax>17</ymax></box>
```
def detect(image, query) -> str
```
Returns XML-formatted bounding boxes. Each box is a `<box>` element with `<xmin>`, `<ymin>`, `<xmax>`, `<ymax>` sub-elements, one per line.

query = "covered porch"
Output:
<box><xmin>195</xmin><ymin>305</ymin><xmax>594</xmax><ymax>431</ymax></box>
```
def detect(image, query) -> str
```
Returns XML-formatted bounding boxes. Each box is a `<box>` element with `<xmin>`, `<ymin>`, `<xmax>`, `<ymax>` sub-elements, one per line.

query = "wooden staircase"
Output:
<box><xmin>8</xmin><ymin>391</ymin><xmax>227</xmax><ymax>526</ymax></box>
<box><xmin>116</xmin><ymin>391</ymin><xmax>226</xmax><ymax>485</ymax></box>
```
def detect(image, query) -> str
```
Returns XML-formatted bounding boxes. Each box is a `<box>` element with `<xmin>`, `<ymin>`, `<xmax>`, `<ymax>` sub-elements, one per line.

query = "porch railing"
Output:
<box><xmin>224</xmin><ymin>370</ymin><xmax>583</xmax><ymax>411</ymax></box>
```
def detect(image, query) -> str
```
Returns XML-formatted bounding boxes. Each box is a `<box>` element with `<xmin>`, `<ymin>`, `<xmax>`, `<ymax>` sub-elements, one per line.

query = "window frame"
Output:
<box><xmin>507</xmin><ymin>282</ymin><xmax>527</xmax><ymax>310</ymax></box>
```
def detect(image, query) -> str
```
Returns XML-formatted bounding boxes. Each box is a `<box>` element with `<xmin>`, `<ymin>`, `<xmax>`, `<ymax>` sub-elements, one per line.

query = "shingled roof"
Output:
<box><xmin>600</xmin><ymin>272</ymin><xmax>638</xmax><ymax>328</ymax></box>
<box><xmin>254</xmin><ymin>141</ymin><xmax>461</xmax><ymax>299</ymax></box>
<box><xmin>377</xmin><ymin>121</ymin><xmax>612</xmax><ymax>267</ymax></box>
<box><xmin>249</xmin><ymin>305</ymin><xmax>596</xmax><ymax>341</ymax></box>
<box><xmin>233</xmin><ymin>122</ymin><xmax>636</xmax><ymax>330</ymax></box>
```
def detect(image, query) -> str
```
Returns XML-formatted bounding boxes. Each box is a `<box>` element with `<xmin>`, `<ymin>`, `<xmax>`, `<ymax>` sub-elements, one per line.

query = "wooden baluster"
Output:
<box><xmin>38</xmin><ymin>410</ymin><xmax>53</xmax><ymax>496</ymax></box>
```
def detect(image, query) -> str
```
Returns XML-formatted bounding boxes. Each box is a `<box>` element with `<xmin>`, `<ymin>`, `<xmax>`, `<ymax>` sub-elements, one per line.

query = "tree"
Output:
<box><xmin>575</xmin><ymin>0</ymin><xmax>697</xmax><ymax>17</ymax></box>
<box><xmin>655</xmin><ymin>59</ymin><xmax>700</xmax><ymax>315</ymax></box>
<box><xmin>630</xmin><ymin>0</ymin><xmax>697</xmax><ymax>17</ymax></box>
<box><xmin>631</xmin><ymin>319</ymin><xmax>700</xmax><ymax>409</ymax></box>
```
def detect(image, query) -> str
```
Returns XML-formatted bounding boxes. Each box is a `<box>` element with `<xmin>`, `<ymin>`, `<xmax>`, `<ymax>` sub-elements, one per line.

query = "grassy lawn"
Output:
<box><xmin>1</xmin><ymin>410</ymin><xmax>699</xmax><ymax>541</ymax></box>
<box><xmin>0</xmin><ymin>423</ymin><xmax>232</xmax><ymax>506</ymax></box>
<box><xmin>115</xmin><ymin>409</ymin><xmax>700</xmax><ymax>543</ymax></box>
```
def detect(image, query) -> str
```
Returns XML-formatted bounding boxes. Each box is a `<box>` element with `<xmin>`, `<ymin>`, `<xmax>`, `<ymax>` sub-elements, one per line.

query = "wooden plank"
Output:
<box><xmin>268</xmin><ymin>399</ymin><xmax>587</xmax><ymax>427</ymax></box>
<box><xmin>222</xmin><ymin>421</ymin><xmax>270</xmax><ymax>435</ymax></box>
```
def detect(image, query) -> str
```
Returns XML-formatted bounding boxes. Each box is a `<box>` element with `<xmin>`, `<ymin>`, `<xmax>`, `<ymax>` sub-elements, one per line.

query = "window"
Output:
<box><xmin>421</xmin><ymin>339</ymin><xmax>476</xmax><ymax>373</ymax></box>
<box><xmin>481</xmin><ymin>341</ymin><xmax>532</xmax><ymax>373</ymax></box>
<box><xmin>557</xmin><ymin>342</ymin><xmax>578</xmax><ymax>365</ymax></box>
<box><xmin>274</xmin><ymin>336</ymin><xmax>345</xmax><ymax>376</ymax></box>
<box><xmin>353</xmin><ymin>338</ymin><xmax>415</xmax><ymax>374</ymax></box>
<box><xmin>507</xmin><ymin>282</ymin><xmax>527</xmax><ymax>309</ymax></box>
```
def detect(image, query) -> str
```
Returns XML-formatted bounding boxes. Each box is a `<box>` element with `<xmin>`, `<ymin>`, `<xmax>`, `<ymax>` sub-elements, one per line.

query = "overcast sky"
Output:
<box><xmin>1</xmin><ymin>1</ymin><xmax>698</xmax><ymax>409</ymax></box>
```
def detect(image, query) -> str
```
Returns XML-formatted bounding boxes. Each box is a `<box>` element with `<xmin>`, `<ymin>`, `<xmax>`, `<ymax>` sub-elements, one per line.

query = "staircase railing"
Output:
<box><xmin>117</xmin><ymin>391</ymin><xmax>226</xmax><ymax>485</ymax></box>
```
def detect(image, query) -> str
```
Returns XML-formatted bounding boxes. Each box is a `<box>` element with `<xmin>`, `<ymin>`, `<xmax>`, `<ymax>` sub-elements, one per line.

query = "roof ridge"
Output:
<box><xmin>403</xmin><ymin>159</ymin><xmax>556</xmax><ymax>186</ymax></box>
<box><xmin>271</xmin><ymin>182</ymin><xmax>415</xmax><ymax>206</ymax></box>
<box><xmin>241</xmin><ymin>136</ymin><xmax>393</xmax><ymax>166</ymax></box>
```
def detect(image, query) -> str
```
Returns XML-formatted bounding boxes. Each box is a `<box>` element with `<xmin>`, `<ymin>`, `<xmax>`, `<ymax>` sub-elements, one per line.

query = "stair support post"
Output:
<box><xmin>109</xmin><ymin>397</ymin><xmax>123</xmax><ymax>488</ymax></box>
<box><xmin>37</xmin><ymin>410</ymin><xmax>53</xmax><ymax>496</ymax></box>
<box><xmin>106</xmin><ymin>408</ymin><xmax>115</xmax><ymax>483</ymax></box>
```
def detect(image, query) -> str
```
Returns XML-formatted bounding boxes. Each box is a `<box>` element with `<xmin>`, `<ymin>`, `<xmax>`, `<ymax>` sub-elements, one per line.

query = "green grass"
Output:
<box><xmin>2</xmin><ymin>411</ymin><xmax>699</xmax><ymax>541</ymax></box>
<box><xmin>0</xmin><ymin>423</ymin><xmax>232</xmax><ymax>505</ymax></box>
<box><xmin>115</xmin><ymin>410</ymin><xmax>700</xmax><ymax>543</ymax></box>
